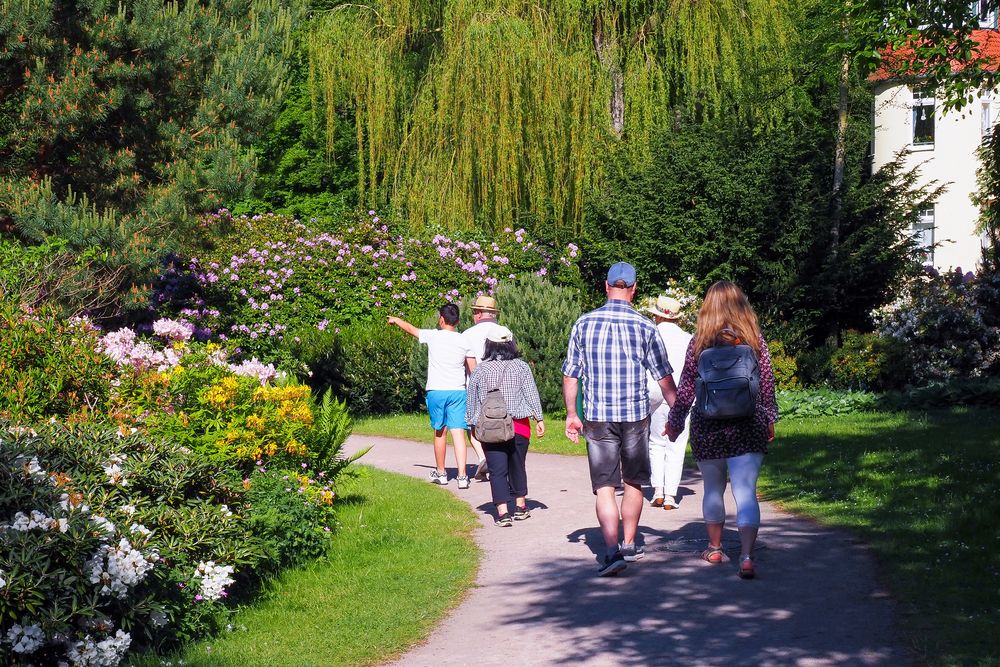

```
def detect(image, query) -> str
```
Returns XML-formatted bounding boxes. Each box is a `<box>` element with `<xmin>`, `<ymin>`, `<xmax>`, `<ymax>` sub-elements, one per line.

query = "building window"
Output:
<box><xmin>912</xmin><ymin>207</ymin><xmax>935</xmax><ymax>264</ymax></box>
<box><xmin>973</xmin><ymin>0</ymin><xmax>999</xmax><ymax>27</ymax></box>
<box><xmin>912</xmin><ymin>87</ymin><xmax>935</xmax><ymax>147</ymax></box>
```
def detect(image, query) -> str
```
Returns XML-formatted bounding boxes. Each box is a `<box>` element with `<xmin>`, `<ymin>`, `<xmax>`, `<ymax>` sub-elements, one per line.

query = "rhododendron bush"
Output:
<box><xmin>157</xmin><ymin>210</ymin><xmax>582</xmax><ymax>362</ymax></box>
<box><xmin>0</xmin><ymin>307</ymin><xmax>361</xmax><ymax>665</ymax></box>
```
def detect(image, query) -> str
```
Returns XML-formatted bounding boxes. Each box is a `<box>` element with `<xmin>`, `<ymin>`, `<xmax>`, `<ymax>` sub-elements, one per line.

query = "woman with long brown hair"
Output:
<box><xmin>665</xmin><ymin>281</ymin><xmax>778</xmax><ymax>579</ymax></box>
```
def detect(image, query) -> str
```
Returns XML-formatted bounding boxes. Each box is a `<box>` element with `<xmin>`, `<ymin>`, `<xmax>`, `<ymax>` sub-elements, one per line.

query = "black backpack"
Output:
<box><xmin>476</xmin><ymin>363</ymin><xmax>515</xmax><ymax>444</ymax></box>
<box><xmin>695</xmin><ymin>333</ymin><xmax>760</xmax><ymax>420</ymax></box>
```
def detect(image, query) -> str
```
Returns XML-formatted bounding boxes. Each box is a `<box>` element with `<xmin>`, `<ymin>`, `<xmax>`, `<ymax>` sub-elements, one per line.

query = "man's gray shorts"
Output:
<box><xmin>584</xmin><ymin>417</ymin><xmax>651</xmax><ymax>493</ymax></box>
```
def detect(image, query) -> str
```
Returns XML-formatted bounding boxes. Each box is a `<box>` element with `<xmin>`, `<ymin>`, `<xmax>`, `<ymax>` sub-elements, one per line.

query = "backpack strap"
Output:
<box><xmin>490</xmin><ymin>360</ymin><xmax>510</xmax><ymax>392</ymax></box>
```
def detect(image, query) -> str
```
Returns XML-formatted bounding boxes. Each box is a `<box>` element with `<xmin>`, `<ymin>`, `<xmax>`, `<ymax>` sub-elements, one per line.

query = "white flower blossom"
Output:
<box><xmin>91</xmin><ymin>516</ymin><xmax>117</xmax><ymax>535</ymax></box>
<box><xmin>130</xmin><ymin>523</ymin><xmax>152</xmax><ymax>539</ymax></box>
<box><xmin>193</xmin><ymin>561</ymin><xmax>235</xmax><ymax>601</ymax></box>
<box><xmin>120</xmin><ymin>504</ymin><xmax>136</xmax><ymax>516</ymax></box>
<box><xmin>0</xmin><ymin>569</ymin><xmax>6</xmax><ymax>589</ymax></box>
<box><xmin>65</xmin><ymin>629</ymin><xmax>131</xmax><ymax>666</ymax></box>
<box><xmin>6</xmin><ymin>622</ymin><xmax>44</xmax><ymax>654</ymax></box>
<box><xmin>10</xmin><ymin>510</ymin><xmax>53</xmax><ymax>531</ymax></box>
<box><xmin>86</xmin><ymin>538</ymin><xmax>156</xmax><ymax>599</ymax></box>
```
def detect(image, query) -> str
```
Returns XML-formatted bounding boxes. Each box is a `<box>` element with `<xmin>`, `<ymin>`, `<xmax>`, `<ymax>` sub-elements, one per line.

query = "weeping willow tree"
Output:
<box><xmin>310</xmin><ymin>0</ymin><xmax>798</xmax><ymax>234</ymax></box>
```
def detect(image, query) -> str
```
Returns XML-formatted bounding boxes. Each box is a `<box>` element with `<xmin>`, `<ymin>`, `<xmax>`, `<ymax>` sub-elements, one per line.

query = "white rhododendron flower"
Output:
<box><xmin>6</xmin><ymin>622</ymin><xmax>44</xmax><ymax>654</ymax></box>
<box><xmin>86</xmin><ymin>538</ymin><xmax>156</xmax><ymax>599</ymax></box>
<box><xmin>10</xmin><ymin>510</ymin><xmax>53</xmax><ymax>531</ymax></box>
<box><xmin>65</xmin><ymin>629</ymin><xmax>131</xmax><ymax>666</ymax></box>
<box><xmin>193</xmin><ymin>561</ymin><xmax>235</xmax><ymax>601</ymax></box>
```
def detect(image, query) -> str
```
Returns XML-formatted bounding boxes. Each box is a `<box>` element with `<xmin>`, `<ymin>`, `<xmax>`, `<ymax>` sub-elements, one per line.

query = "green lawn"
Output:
<box><xmin>353</xmin><ymin>412</ymin><xmax>586</xmax><ymax>456</ymax></box>
<box><xmin>761</xmin><ymin>408</ymin><xmax>1000</xmax><ymax>666</ymax></box>
<box><xmin>143</xmin><ymin>466</ymin><xmax>479</xmax><ymax>666</ymax></box>
<box><xmin>358</xmin><ymin>408</ymin><xmax>1000</xmax><ymax>665</ymax></box>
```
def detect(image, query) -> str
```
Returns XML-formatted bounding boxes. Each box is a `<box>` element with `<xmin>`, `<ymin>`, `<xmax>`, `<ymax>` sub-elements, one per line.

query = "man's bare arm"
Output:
<box><xmin>657</xmin><ymin>375</ymin><xmax>678</xmax><ymax>408</ymax></box>
<box><xmin>387</xmin><ymin>316</ymin><xmax>419</xmax><ymax>338</ymax></box>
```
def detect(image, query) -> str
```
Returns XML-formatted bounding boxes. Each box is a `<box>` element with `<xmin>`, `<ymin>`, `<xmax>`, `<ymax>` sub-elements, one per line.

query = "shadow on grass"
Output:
<box><xmin>762</xmin><ymin>408</ymin><xmax>1000</xmax><ymax>664</ymax></box>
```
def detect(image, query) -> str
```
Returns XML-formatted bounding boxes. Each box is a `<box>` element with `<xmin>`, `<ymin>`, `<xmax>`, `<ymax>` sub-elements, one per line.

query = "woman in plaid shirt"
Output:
<box><xmin>465</xmin><ymin>327</ymin><xmax>545</xmax><ymax>526</ymax></box>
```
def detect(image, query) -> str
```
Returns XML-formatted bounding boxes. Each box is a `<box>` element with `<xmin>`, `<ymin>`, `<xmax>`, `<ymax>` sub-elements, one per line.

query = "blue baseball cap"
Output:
<box><xmin>606</xmin><ymin>262</ymin><xmax>637</xmax><ymax>287</ymax></box>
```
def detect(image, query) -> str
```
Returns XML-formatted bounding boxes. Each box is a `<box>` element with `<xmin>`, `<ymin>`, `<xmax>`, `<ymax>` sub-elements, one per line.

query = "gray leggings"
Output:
<box><xmin>697</xmin><ymin>453</ymin><xmax>765</xmax><ymax>528</ymax></box>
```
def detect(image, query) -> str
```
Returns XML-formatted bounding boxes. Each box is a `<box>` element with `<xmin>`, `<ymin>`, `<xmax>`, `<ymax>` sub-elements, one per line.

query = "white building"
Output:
<box><xmin>870</xmin><ymin>28</ymin><xmax>999</xmax><ymax>271</ymax></box>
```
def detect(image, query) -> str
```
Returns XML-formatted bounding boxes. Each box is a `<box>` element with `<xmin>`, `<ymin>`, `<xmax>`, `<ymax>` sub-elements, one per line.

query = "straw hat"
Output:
<box><xmin>472</xmin><ymin>295</ymin><xmax>499</xmax><ymax>313</ymax></box>
<box><xmin>643</xmin><ymin>295</ymin><xmax>683</xmax><ymax>320</ymax></box>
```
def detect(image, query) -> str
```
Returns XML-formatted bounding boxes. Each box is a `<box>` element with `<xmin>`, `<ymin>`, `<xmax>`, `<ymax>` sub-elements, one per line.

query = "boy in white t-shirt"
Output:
<box><xmin>388</xmin><ymin>303</ymin><xmax>474</xmax><ymax>488</ymax></box>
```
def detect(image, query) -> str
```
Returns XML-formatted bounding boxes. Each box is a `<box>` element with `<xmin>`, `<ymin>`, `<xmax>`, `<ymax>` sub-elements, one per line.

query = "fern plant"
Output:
<box><xmin>307</xmin><ymin>390</ymin><xmax>368</xmax><ymax>480</ymax></box>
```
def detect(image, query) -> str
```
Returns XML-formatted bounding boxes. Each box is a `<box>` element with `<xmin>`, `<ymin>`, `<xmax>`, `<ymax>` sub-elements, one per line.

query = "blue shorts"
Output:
<box><xmin>426</xmin><ymin>390</ymin><xmax>468</xmax><ymax>430</ymax></box>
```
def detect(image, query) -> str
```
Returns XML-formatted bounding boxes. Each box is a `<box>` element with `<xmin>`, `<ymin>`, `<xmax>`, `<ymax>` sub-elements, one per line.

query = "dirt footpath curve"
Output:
<box><xmin>346</xmin><ymin>434</ymin><xmax>909</xmax><ymax>667</ymax></box>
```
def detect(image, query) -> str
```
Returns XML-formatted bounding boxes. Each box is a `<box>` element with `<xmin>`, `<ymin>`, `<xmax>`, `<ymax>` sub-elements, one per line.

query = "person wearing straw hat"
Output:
<box><xmin>462</xmin><ymin>294</ymin><xmax>506</xmax><ymax>480</ymax></box>
<box><xmin>643</xmin><ymin>295</ymin><xmax>693</xmax><ymax>509</ymax></box>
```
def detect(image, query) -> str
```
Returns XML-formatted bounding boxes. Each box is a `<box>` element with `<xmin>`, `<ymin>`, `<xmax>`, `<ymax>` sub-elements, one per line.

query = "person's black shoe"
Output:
<box><xmin>597</xmin><ymin>551</ymin><xmax>627</xmax><ymax>577</ymax></box>
<box><xmin>494</xmin><ymin>512</ymin><xmax>513</xmax><ymax>527</ymax></box>
<box><xmin>512</xmin><ymin>505</ymin><xmax>531</xmax><ymax>520</ymax></box>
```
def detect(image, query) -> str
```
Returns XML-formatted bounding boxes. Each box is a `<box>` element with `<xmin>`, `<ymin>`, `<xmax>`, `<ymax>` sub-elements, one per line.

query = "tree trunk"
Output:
<box><xmin>827</xmin><ymin>51</ymin><xmax>851</xmax><ymax>344</ymax></box>
<box><xmin>831</xmin><ymin>51</ymin><xmax>850</xmax><ymax>261</ymax></box>
<box><xmin>593</xmin><ymin>15</ymin><xmax>624</xmax><ymax>137</ymax></box>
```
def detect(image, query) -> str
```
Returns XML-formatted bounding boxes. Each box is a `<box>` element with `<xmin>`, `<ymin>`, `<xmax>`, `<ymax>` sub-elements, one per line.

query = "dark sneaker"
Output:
<box><xmin>457</xmin><ymin>475</ymin><xmax>470</xmax><ymax>489</ymax></box>
<box><xmin>513</xmin><ymin>505</ymin><xmax>531</xmax><ymax>520</ymax></box>
<box><xmin>597</xmin><ymin>551</ymin><xmax>627</xmax><ymax>577</ymax></box>
<box><xmin>495</xmin><ymin>513</ymin><xmax>513</xmax><ymax>527</ymax></box>
<box><xmin>429</xmin><ymin>470</ymin><xmax>449</xmax><ymax>485</ymax></box>
<box><xmin>473</xmin><ymin>460</ymin><xmax>489</xmax><ymax>481</ymax></box>
<box><xmin>620</xmin><ymin>543</ymin><xmax>645</xmax><ymax>562</ymax></box>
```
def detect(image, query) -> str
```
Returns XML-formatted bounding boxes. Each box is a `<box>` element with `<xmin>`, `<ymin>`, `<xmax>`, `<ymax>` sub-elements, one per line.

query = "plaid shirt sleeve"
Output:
<box><xmin>561</xmin><ymin>320</ymin><xmax>584</xmax><ymax>378</ymax></box>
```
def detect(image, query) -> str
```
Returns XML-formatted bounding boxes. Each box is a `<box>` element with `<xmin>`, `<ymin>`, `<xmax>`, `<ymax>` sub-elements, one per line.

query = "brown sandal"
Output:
<box><xmin>701</xmin><ymin>546</ymin><xmax>724</xmax><ymax>564</ymax></box>
<box><xmin>651</xmin><ymin>497</ymin><xmax>665</xmax><ymax>508</ymax></box>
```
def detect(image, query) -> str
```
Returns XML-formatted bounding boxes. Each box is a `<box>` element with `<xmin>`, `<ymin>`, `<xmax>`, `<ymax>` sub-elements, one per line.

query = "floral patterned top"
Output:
<box><xmin>666</xmin><ymin>335</ymin><xmax>779</xmax><ymax>461</ymax></box>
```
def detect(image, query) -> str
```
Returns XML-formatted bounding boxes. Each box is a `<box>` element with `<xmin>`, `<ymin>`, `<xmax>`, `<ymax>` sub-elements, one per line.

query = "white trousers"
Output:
<box><xmin>648</xmin><ymin>403</ymin><xmax>688</xmax><ymax>497</ymax></box>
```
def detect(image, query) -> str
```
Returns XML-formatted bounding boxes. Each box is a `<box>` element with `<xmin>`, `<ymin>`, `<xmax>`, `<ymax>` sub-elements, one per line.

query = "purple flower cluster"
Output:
<box><xmin>171</xmin><ymin>210</ymin><xmax>581</xmax><ymax>358</ymax></box>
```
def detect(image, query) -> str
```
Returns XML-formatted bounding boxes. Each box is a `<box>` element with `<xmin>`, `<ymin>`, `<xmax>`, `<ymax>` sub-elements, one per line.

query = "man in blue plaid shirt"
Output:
<box><xmin>562</xmin><ymin>262</ymin><xmax>678</xmax><ymax>576</ymax></box>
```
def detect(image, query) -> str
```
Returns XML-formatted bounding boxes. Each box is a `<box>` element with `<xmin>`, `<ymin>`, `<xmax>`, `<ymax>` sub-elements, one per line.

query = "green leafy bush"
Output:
<box><xmin>337</xmin><ymin>321</ymin><xmax>423</xmax><ymax>416</ymax></box>
<box><xmin>0</xmin><ymin>419</ymin><xmax>352</xmax><ymax>664</ymax></box>
<box><xmin>880</xmin><ymin>378</ymin><xmax>1000</xmax><ymax>410</ymax></box>
<box><xmin>494</xmin><ymin>275</ymin><xmax>583</xmax><ymax>413</ymax></box>
<box><xmin>768</xmin><ymin>339</ymin><xmax>801</xmax><ymax>390</ymax></box>
<box><xmin>828</xmin><ymin>331</ymin><xmax>893</xmax><ymax>391</ymax></box>
<box><xmin>0</xmin><ymin>302</ymin><xmax>115</xmax><ymax>422</ymax></box>
<box><xmin>874</xmin><ymin>267</ymin><xmax>1000</xmax><ymax>386</ymax></box>
<box><xmin>776</xmin><ymin>388</ymin><xmax>880</xmax><ymax>418</ymax></box>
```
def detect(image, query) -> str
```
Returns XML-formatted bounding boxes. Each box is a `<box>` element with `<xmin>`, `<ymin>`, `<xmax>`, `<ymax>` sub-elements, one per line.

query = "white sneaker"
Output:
<box><xmin>457</xmin><ymin>476</ymin><xmax>470</xmax><ymax>489</ymax></box>
<box><xmin>663</xmin><ymin>496</ymin><xmax>680</xmax><ymax>509</ymax></box>
<box><xmin>429</xmin><ymin>470</ymin><xmax>449</xmax><ymax>485</ymax></box>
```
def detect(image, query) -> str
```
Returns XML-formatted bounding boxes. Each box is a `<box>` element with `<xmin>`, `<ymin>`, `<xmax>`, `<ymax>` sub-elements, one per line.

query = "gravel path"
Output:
<box><xmin>346</xmin><ymin>434</ymin><xmax>910</xmax><ymax>667</ymax></box>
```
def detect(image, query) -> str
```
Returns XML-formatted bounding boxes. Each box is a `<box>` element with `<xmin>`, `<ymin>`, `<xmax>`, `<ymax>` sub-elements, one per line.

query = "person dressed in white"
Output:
<box><xmin>644</xmin><ymin>296</ymin><xmax>693</xmax><ymax>509</ymax></box>
<box><xmin>461</xmin><ymin>295</ymin><xmax>506</xmax><ymax>480</ymax></box>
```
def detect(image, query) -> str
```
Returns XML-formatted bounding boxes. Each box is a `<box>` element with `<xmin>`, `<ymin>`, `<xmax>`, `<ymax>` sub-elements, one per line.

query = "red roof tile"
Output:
<box><xmin>869</xmin><ymin>29</ymin><xmax>1000</xmax><ymax>81</ymax></box>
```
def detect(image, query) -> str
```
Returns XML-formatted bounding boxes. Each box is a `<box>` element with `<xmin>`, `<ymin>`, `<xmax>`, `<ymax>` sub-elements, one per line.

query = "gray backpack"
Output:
<box><xmin>476</xmin><ymin>363</ymin><xmax>515</xmax><ymax>444</ymax></box>
<box><xmin>695</xmin><ymin>331</ymin><xmax>760</xmax><ymax>420</ymax></box>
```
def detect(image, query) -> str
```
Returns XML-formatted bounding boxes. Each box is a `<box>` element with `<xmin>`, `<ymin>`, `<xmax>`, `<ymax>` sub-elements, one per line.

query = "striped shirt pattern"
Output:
<box><xmin>465</xmin><ymin>359</ymin><xmax>544</xmax><ymax>426</ymax></box>
<box><xmin>562</xmin><ymin>299</ymin><xmax>673</xmax><ymax>423</ymax></box>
